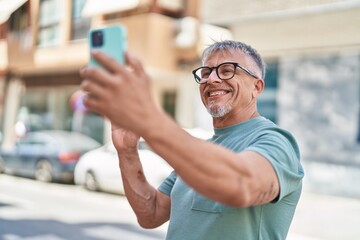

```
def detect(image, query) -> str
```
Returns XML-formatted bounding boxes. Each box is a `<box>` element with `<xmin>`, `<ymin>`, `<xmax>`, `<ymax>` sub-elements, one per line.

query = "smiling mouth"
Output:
<box><xmin>208</xmin><ymin>90</ymin><xmax>229</xmax><ymax>98</ymax></box>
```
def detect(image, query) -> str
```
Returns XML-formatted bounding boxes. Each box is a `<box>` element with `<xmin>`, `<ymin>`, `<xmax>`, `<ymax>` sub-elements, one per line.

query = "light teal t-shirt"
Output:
<box><xmin>158</xmin><ymin>117</ymin><xmax>304</xmax><ymax>240</ymax></box>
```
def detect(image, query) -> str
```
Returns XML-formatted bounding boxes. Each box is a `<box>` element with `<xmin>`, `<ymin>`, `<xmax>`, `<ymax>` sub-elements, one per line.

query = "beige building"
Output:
<box><xmin>1</xmin><ymin>1</ymin><xmax>360</xmax><ymax>198</ymax></box>
<box><xmin>0</xmin><ymin>0</ymin><xmax>232</xmax><ymax>147</ymax></box>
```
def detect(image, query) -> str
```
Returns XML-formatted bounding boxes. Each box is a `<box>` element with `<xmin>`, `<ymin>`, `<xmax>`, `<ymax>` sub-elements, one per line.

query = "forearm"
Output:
<box><xmin>118</xmin><ymin>150</ymin><xmax>169</xmax><ymax>228</ymax></box>
<box><xmin>141</xmin><ymin>115</ymin><xmax>241</xmax><ymax>196</ymax></box>
<box><xmin>141</xmin><ymin>113</ymin><xmax>278</xmax><ymax>207</ymax></box>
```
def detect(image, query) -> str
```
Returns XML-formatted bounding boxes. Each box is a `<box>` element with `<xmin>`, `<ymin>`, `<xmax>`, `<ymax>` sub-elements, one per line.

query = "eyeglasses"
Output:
<box><xmin>192</xmin><ymin>62</ymin><xmax>259</xmax><ymax>84</ymax></box>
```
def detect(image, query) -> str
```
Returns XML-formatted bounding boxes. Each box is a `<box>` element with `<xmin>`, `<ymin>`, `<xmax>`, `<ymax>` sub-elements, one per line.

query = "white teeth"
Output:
<box><xmin>209</xmin><ymin>91</ymin><xmax>226</xmax><ymax>97</ymax></box>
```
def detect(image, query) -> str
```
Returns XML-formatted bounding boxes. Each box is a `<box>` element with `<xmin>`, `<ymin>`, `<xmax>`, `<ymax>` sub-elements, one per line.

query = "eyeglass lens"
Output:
<box><xmin>196</xmin><ymin>63</ymin><xmax>236</xmax><ymax>81</ymax></box>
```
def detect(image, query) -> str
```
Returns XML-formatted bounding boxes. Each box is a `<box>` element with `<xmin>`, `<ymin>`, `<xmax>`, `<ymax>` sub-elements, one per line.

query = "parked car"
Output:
<box><xmin>74</xmin><ymin>128</ymin><xmax>213</xmax><ymax>195</ymax></box>
<box><xmin>0</xmin><ymin>130</ymin><xmax>101</xmax><ymax>183</ymax></box>
<box><xmin>74</xmin><ymin>140</ymin><xmax>173</xmax><ymax>194</ymax></box>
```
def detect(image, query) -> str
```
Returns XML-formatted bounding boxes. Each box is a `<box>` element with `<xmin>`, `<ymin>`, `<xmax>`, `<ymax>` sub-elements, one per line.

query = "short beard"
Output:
<box><xmin>207</xmin><ymin>103</ymin><xmax>232</xmax><ymax>118</ymax></box>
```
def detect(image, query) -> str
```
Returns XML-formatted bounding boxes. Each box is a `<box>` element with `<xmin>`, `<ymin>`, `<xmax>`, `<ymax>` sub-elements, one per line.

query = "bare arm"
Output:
<box><xmin>112</xmin><ymin>127</ymin><xmax>170</xmax><ymax>228</ymax></box>
<box><xmin>81</xmin><ymin>51</ymin><xmax>279</xmax><ymax>208</ymax></box>
<box><xmin>141</xmin><ymin>116</ymin><xmax>279</xmax><ymax>207</ymax></box>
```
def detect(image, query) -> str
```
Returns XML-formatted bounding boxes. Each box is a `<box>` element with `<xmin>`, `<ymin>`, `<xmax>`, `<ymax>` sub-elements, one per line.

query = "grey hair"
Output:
<box><xmin>201</xmin><ymin>40</ymin><xmax>266</xmax><ymax>80</ymax></box>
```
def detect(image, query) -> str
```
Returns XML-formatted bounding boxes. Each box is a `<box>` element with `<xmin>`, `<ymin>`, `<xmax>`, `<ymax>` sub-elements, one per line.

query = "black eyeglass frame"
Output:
<box><xmin>192</xmin><ymin>62</ymin><xmax>259</xmax><ymax>84</ymax></box>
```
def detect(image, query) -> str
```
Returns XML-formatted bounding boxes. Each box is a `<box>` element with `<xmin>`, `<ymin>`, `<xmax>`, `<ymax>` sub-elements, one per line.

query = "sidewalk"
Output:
<box><xmin>287</xmin><ymin>191</ymin><xmax>360</xmax><ymax>240</ymax></box>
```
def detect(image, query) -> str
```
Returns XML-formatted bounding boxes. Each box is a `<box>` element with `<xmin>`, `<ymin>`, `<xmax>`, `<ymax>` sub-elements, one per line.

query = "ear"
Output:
<box><xmin>252</xmin><ymin>79</ymin><xmax>264</xmax><ymax>98</ymax></box>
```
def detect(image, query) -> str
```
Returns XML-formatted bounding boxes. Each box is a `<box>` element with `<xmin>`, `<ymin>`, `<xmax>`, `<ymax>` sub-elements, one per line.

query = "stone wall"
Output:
<box><xmin>278</xmin><ymin>51</ymin><xmax>360</xmax><ymax>197</ymax></box>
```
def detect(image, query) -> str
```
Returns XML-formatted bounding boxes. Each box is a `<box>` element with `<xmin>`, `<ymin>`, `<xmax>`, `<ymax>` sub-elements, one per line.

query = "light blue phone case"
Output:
<box><xmin>88</xmin><ymin>25</ymin><xmax>127</xmax><ymax>67</ymax></box>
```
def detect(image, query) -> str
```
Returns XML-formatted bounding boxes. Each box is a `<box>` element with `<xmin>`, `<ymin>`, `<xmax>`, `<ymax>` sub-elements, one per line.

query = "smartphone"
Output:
<box><xmin>88</xmin><ymin>25</ymin><xmax>127</xmax><ymax>67</ymax></box>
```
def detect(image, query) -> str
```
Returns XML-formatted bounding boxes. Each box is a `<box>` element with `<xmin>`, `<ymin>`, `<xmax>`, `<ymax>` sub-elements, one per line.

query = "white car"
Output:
<box><xmin>74</xmin><ymin>140</ymin><xmax>172</xmax><ymax>194</ymax></box>
<box><xmin>74</xmin><ymin>128</ymin><xmax>213</xmax><ymax>195</ymax></box>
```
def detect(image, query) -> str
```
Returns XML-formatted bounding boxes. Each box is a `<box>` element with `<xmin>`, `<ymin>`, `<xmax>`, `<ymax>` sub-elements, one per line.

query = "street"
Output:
<box><xmin>0</xmin><ymin>174</ymin><xmax>167</xmax><ymax>240</ymax></box>
<box><xmin>1</xmin><ymin>174</ymin><xmax>360</xmax><ymax>240</ymax></box>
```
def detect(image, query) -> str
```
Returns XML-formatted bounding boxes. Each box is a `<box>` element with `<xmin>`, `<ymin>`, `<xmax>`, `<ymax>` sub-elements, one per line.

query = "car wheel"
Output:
<box><xmin>84</xmin><ymin>171</ymin><xmax>98</xmax><ymax>191</ymax></box>
<box><xmin>35</xmin><ymin>159</ymin><xmax>53</xmax><ymax>182</ymax></box>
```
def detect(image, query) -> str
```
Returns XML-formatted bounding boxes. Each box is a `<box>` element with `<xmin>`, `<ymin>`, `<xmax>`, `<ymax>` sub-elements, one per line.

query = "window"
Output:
<box><xmin>17</xmin><ymin>87</ymin><xmax>105</xmax><ymax>144</ymax></box>
<box><xmin>163</xmin><ymin>90</ymin><xmax>177</xmax><ymax>118</ymax></box>
<box><xmin>8</xmin><ymin>3</ymin><xmax>30</xmax><ymax>34</ymax></box>
<box><xmin>257</xmin><ymin>60</ymin><xmax>278</xmax><ymax>123</ymax></box>
<box><xmin>77</xmin><ymin>112</ymin><xmax>104</xmax><ymax>144</ymax></box>
<box><xmin>38</xmin><ymin>0</ymin><xmax>61</xmax><ymax>46</ymax></box>
<box><xmin>17</xmin><ymin>89</ymin><xmax>53</xmax><ymax>132</ymax></box>
<box><xmin>71</xmin><ymin>0</ymin><xmax>91</xmax><ymax>40</ymax></box>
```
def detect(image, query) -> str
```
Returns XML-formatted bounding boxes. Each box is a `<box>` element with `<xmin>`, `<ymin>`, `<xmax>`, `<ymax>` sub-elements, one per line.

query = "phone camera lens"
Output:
<box><xmin>92</xmin><ymin>30</ymin><xmax>103</xmax><ymax>47</ymax></box>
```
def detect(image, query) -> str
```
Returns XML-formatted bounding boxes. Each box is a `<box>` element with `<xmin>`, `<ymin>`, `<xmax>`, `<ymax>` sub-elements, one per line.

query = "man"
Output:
<box><xmin>80</xmin><ymin>40</ymin><xmax>304</xmax><ymax>240</ymax></box>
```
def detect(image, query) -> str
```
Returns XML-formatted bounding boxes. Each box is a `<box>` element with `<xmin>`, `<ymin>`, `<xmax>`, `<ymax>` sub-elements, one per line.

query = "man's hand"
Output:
<box><xmin>111</xmin><ymin>123</ymin><xmax>140</xmax><ymax>153</ymax></box>
<box><xmin>110</xmin><ymin>124</ymin><xmax>171</xmax><ymax>229</ymax></box>
<box><xmin>80</xmin><ymin>51</ymin><xmax>160</xmax><ymax>136</ymax></box>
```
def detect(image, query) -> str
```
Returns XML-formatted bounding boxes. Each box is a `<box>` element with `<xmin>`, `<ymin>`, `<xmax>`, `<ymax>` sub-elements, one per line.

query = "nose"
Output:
<box><xmin>205</xmin><ymin>70</ymin><xmax>222</xmax><ymax>84</ymax></box>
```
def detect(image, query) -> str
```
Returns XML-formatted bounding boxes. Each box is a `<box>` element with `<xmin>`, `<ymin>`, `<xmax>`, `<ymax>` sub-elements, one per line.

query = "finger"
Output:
<box><xmin>80</xmin><ymin>79</ymin><xmax>108</xmax><ymax>99</ymax></box>
<box><xmin>125</xmin><ymin>51</ymin><xmax>146</xmax><ymax>77</ymax></box>
<box><xmin>91</xmin><ymin>50</ymin><xmax>126</xmax><ymax>74</ymax></box>
<box><xmin>80</xmin><ymin>66</ymin><xmax>115</xmax><ymax>87</ymax></box>
<box><xmin>82</xmin><ymin>93</ymin><xmax>107</xmax><ymax>116</ymax></box>
<box><xmin>81</xmin><ymin>78</ymin><xmax>114</xmax><ymax>117</ymax></box>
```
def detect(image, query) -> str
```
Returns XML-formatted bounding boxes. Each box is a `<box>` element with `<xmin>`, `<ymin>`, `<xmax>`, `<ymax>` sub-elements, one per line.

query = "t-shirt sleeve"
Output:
<box><xmin>245</xmin><ymin>128</ymin><xmax>304</xmax><ymax>202</ymax></box>
<box><xmin>158</xmin><ymin>171</ymin><xmax>177</xmax><ymax>196</ymax></box>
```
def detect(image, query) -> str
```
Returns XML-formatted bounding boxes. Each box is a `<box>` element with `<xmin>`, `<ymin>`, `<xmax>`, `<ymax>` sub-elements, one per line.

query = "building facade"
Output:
<box><xmin>199</xmin><ymin>0</ymin><xmax>360</xmax><ymax>197</ymax></box>
<box><xmin>1</xmin><ymin>0</ymin><xmax>359</xmax><ymax>197</ymax></box>
<box><xmin>0</xmin><ymin>0</ymin><xmax>219</xmax><ymax>147</ymax></box>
